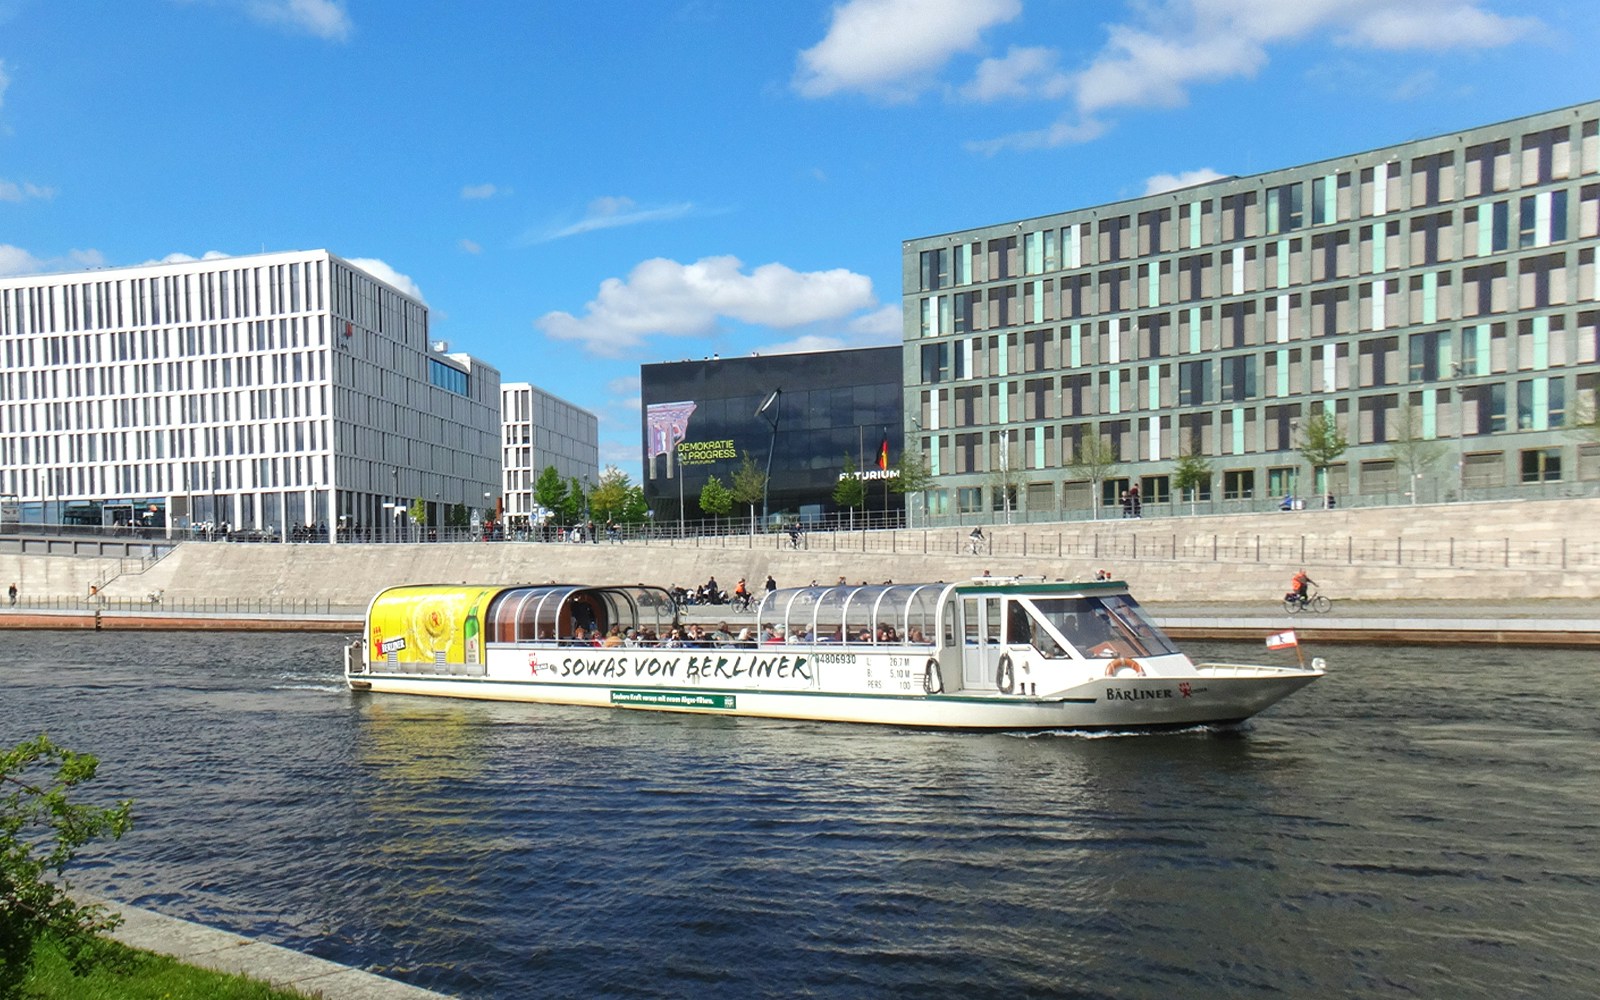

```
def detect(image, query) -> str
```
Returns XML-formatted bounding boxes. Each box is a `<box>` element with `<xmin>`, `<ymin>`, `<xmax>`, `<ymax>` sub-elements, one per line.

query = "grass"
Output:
<box><xmin>20</xmin><ymin>931</ymin><xmax>318</xmax><ymax>1000</ymax></box>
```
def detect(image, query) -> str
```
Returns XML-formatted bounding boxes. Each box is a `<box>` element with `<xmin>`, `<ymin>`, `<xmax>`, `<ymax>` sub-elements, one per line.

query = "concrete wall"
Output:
<box><xmin>32</xmin><ymin>496</ymin><xmax>1600</xmax><ymax>605</ymax></box>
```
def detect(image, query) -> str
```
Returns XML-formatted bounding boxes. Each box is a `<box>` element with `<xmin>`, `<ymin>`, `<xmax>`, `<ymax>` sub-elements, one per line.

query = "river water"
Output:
<box><xmin>4</xmin><ymin>630</ymin><xmax>1598</xmax><ymax>999</ymax></box>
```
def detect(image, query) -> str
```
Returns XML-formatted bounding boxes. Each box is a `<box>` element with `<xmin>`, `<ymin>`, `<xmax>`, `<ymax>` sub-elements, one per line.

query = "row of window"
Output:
<box><xmin>917</xmin><ymin>240</ymin><xmax>1599</xmax><ymax>340</ymax></box>
<box><xmin>915</xmin><ymin>117</ymin><xmax>1600</xmax><ymax>289</ymax></box>
<box><xmin>916</xmin><ymin>315</ymin><xmax>1598</xmax><ymax>398</ymax></box>
<box><xmin>931</xmin><ymin>444</ymin><xmax>1583</xmax><ymax>515</ymax></box>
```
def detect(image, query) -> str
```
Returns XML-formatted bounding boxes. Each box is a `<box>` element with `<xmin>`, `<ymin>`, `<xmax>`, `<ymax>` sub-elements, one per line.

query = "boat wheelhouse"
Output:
<box><xmin>345</xmin><ymin>577</ymin><xmax>1323</xmax><ymax>730</ymax></box>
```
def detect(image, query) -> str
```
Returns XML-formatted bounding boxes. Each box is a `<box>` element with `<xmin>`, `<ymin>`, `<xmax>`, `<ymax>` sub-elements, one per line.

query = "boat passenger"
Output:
<box><xmin>907</xmin><ymin>626</ymin><xmax>929</xmax><ymax>644</ymax></box>
<box><xmin>603</xmin><ymin>626</ymin><xmax>624</xmax><ymax>648</ymax></box>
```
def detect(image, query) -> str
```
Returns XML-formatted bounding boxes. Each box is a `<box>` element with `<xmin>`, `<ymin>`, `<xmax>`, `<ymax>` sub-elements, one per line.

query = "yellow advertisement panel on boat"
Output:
<box><xmin>369</xmin><ymin>585</ymin><xmax>499</xmax><ymax>665</ymax></box>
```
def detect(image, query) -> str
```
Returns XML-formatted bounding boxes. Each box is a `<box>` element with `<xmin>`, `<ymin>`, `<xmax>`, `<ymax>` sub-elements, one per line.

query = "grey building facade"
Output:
<box><xmin>902</xmin><ymin>101</ymin><xmax>1600</xmax><ymax>520</ymax></box>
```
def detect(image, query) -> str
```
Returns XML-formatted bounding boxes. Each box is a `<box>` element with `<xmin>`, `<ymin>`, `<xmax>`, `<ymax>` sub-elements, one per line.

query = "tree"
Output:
<box><xmin>1</xmin><ymin>735</ymin><xmax>134</xmax><ymax>996</ymax></box>
<box><xmin>621</xmin><ymin>485</ymin><xmax>649</xmax><ymax>525</ymax></box>
<box><xmin>987</xmin><ymin>431</ymin><xmax>1021</xmax><ymax>523</ymax></box>
<box><xmin>533</xmin><ymin>466</ymin><xmax>568</xmax><ymax>522</ymax></box>
<box><xmin>888</xmin><ymin>447</ymin><xmax>933</xmax><ymax>527</ymax></box>
<box><xmin>407</xmin><ymin>497</ymin><xmax>427</xmax><ymax>537</ymax></box>
<box><xmin>1386</xmin><ymin>403</ymin><xmax>1445</xmax><ymax>504</ymax></box>
<box><xmin>730</xmin><ymin>451</ymin><xmax>766</xmax><ymax>534</ymax></box>
<box><xmin>833</xmin><ymin>454</ymin><xmax>867</xmax><ymax>528</ymax></box>
<box><xmin>445</xmin><ymin>503</ymin><xmax>470</xmax><ymax>528</ymax></box>
<box><xmin>589</xmin><ymin>466</ymin><xmax>632</xmax><ymax>524</ymax></box>
<box><xmin>1298</xmin><ymin>409</ymin><xmax>1349</xmax><ymax>506</ymax></box>
<box><xmin>1067</xmin><ymin>435</ymin><xmax>1120</xmax><ymax>519</ymax></box>
<box><xmin>699</xmin><ymin>475</ymin><xmax>733</xmax><ymax>528</ymax></box>
<box><xmin>561</xmin><ymin>476</ymin><xmax>586</xmax><ymax>525</ymax></box>
<box><xmin>1171</xmin><ymin>449</ymin><xmax>1212</xmax><ymax>516</ymax></box>
<box><xmin>1569</xmin><ymin>389</ymin><xmax>1600</xmax><ymax>445</ymax></box>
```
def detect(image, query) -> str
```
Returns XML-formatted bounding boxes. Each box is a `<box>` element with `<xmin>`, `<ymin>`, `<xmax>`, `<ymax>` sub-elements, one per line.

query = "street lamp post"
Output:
<box><xmin>756</xmin><ymin>388</ymin><xmax>782</xmax><ymax>527</ymax></box>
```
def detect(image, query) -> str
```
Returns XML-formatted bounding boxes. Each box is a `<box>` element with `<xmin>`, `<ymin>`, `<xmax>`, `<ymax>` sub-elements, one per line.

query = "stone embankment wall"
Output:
<box><xmin>6</xmin><ymin>496</ymin><xmax>1597</xmax><ymax>605</ymax></box>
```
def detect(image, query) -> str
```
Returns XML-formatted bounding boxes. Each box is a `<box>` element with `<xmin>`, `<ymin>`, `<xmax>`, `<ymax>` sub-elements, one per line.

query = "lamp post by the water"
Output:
<box><xmin>381</xmin><ymin>502</ymin><xmax>396</xmax><ymax>544</ymax></box>
<box><xmin>756</xmin><ymin>388</ymin><xmax>782</xmax><ymax>526</ymax></box>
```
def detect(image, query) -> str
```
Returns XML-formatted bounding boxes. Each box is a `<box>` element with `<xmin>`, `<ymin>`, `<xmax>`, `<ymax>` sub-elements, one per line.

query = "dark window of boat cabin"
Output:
<box><xmin>1027</xmin><ymin>596</ymin><xmax>1178</xmax><ymax>658</ymax></box>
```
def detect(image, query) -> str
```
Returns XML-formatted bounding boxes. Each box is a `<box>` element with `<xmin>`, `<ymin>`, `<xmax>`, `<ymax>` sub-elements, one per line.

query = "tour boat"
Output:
<box><xmin>343</xmin><ymin>577</ymin><xmax>1324</xmax><ymax>731</ymax></box>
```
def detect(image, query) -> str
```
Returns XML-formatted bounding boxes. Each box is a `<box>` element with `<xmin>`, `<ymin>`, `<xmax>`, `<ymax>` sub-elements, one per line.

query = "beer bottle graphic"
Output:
<box><xmin>464</xmin><ymin>600</ymin><xmax>481</xmax><ymax>665</ymax></box>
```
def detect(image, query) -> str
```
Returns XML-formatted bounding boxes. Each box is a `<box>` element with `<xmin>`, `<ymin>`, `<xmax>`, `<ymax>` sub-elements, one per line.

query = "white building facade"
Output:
<box><xmin>500</xmin><ymin>381</ymin><xmax>598</xmax><ymax>525</ymax></box>
<box><xmin>0</xmin><ymin>249</ymin><xmax>500</xmax><ymax>541</ymax></box>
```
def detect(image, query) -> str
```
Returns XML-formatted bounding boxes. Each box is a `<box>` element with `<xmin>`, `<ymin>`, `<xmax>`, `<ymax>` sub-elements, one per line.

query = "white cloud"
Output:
<box><xmin>0</xmin><ymin>179</ymin><xmax>54</xmax><ymax>201</ymax></box>
<box><xmin>1143</xmin><ymin>167</ymin><xmax>1228</xmax><ymax>195</ymax></box>
<box><xmin>0</xmin><ymin>244</ymin><xmax>105</xmax><ymax>277</ymax></box>
<box><xmin>245</xmin><ymin>0</ymin><xmax>352</xmax><ymax>41</ymax></box>
<box><xmin>948</xmin><ymin>1</ymin><xmax>1542</xmax><ymax>152</ymax></box>
<box><xmin>607</xmin><ymin>374</ymin><xmax>641</xmax><ymax>396</ymax></box>
<box><xmin>1338</xmin><ymin>3</ymin><xmax>1537</xmax><ymax>50</ymax></box>
<box><xmin>460</xmin><ymin>183</ymin><xmax>504</xmax><ymax>200</ymax></box>
<box><xmin>794</xmin><ymin>0</ymin><xmax>1021</xmax><ymax>101</ymax></box>
<box><xmin>143</xmin><ymin>250</ymin><xmax>233</xmax><ymax>265</ymax></box>
<box><xmin>965</xmin><ymin>114</ymin><xmax>1108</xmax><ymax>155</ymax></box>
<box><xmin>458</xmin><ymin>238</ymin><xmax>482</xmax><ymax>254</ymax></box>
<box><xmin>529</xmin><ymin>197</ymin><xmax>696</xmax><ymax>243</ymax></box>
<box><xmin>535</xmin><ymin>255</ymin><xmax>877</xmax><ymax>358</ymax></box>
<box><xmin>0</xmin><ymin>59</ymin><xmax>10</xmax><ymax>113</ymax></box>
<box><xmin>960</xmin><ymin>45</ymin><xmax>1071</xmax><ymax>102</ymax></box>
<box><xmin>345</xmin><ymin>257</ymin><xmax>425</xmax><ymax>302</ymax></box>
<box><xmin>848</xmin><ymin>304</ymin><xmax>903</xmax><ymax>338</ymax></box>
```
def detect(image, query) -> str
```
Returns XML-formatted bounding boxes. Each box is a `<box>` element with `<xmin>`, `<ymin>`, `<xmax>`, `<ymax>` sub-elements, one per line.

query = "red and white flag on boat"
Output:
<box><xmin>1265</xmin><ymin>629</ymin><xmax>1298</xmax><ymax>650</ymax></box>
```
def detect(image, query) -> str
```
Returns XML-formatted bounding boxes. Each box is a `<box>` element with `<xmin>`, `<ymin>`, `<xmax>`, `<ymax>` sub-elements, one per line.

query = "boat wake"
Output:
<box><xmin>1007</xmin><ymin>721</ymin><xmax>1252</xmax><ymax>740</ymax></box>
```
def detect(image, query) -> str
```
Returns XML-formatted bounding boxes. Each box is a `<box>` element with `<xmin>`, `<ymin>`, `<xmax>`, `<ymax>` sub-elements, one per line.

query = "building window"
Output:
<box><xmin>1223</xmin><ymin>469</ymin><xmax>1254</xmax><ymax>499</ymax></box>
<box><xmin>428</xmin><ymin>359</ymin><xmax>468</xmax><ymax>395</ymax></box>
<box><xmin>1178</xmin><ymin>360</ymin><xmax>1211</xmax><ymax>406</ymax></box>
<box><xmin>1140</xmin><ymin>475</ymin><xmax>1170</xmax><ymax>504</ymax></box>
<box><xmin>956</xmin><ymin>486</ymin><xmax>982</xmax><ymax>513</ymax></box>
<box><xmin>1520</xmin><ymin>448</ymin><xmax>1561</xmax><ymax>483</ymax></box>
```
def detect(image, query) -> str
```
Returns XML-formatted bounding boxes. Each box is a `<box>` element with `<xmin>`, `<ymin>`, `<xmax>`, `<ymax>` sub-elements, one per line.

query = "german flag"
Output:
<box><xmin>877</xmin><ymin>434</ymin><xmax>889</xmax><ymax>470</ymax></box>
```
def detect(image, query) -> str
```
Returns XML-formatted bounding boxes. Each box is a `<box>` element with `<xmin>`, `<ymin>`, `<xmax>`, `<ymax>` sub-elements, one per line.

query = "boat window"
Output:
<box><xmin>756</xmin><ymin>583</ymin><xmax>950</xmax><ymax>647</ymax></box>
<box><xmin>1027</xmin><ymin>596</ymin><xmax>1178</xmax><ymax>658</ymax></box>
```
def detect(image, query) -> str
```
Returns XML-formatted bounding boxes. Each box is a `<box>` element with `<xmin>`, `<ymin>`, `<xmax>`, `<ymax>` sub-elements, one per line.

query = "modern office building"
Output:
<box><xmin>500</xmin><ymin>381</ymin><xmax>599</xmax><ymax>525</ymax></box>
<box><xmin>640</xmin><ymin>348</ymin><xmax>903</xmax><ymax>525</ymax></box>
<box><xmin>0</xmin><ymin>249</ymin><xmax>501</xmax><ymax>540</ymax></box>
<box><xmin>902</xmin><ymin>101</ymin><xmax>1600</xmax><ymax>520</ymax></box>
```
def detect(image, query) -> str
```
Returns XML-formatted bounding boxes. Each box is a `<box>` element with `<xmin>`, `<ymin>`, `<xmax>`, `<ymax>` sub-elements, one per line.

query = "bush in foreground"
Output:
<box><xmin>1</xmin><ymin>735</ymin><xmax>133</xmax><ymax>998</ymax></box>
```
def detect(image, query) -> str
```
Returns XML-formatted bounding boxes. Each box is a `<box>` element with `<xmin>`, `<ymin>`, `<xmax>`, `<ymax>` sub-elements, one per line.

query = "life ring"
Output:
<box><xmin>996</xmin><ymin>653</ymin><xmax>1015</xmax><ymax>694</ymax></box>
<box><xmin>923</xmin><ymin>658</ymin><xmax>943</xmax><ymax>695</ymax></box>
<box><xmin>1104</xmin><ymin>656</ymin><xmax>1144</xmax><ymax>677</ymax></box>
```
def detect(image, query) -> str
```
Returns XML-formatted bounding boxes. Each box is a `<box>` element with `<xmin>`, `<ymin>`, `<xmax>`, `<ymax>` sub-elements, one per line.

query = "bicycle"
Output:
<box><xmin>1283</xmin><ymin>587</ymin><xmax>1331</xmax><ymax>614</ymax></box>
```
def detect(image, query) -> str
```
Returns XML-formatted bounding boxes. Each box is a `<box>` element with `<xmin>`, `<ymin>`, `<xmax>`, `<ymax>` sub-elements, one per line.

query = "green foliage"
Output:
<box><xmin>888</xmin><ymin>447</ymin><xmax>932</xmax><ymax>496</ymax></box>
<box><xmin>1171</xmin><ymin>450</ymin><xmax>1212</xmax><ymax>498</ymax></box>
<box><xmin>699</xmin><ymin>475</ymin><xmax>733</xmax><ymax>521</ymax></box>
<box><xmin>833</xmin><ymin>455</ymin><xmax>866</xmax><ymax>510</ymax></box>
<box><xmin>561</xmin><ymin>476</ymin><xmax>585</xmax><ymax>524</ymax></box>
<box><xmin>621</xmin><ymin>485</ymin><xmax>649</xmax><ymax>524</ymax></box>
<box><xmin>1067</xmin><ymin>435</ymin><xmax>1120</xmax><ymax>517</ymax></box>
<box><xmin>533</xmin><ymin>466</ymin><xmax>568</xmax><ymax>520</ymax></box>
<box><xmin>1297</xmin><ymin>409</ymin><xmax>1349</xmax><ymax>472</ymax></box>
<box><xmin>589</xmin><ymin>466</ymin><xmax>632</xmax><ymax>523</ymax></box>
<box><xmin>1</xmin><ymin>735</ymin><xmax>133</xmax><ymax>998</ymax></box>
<box><xmin>406</xmin><ymin>498</ymin><xmax>427</xmax><ymax>527</ymax></box>
<box><xmin>445</xmin><ymin>503</ymin><xmax>469</xmax><ymax>529</ymax></box>
<box><xmin>1569</xmin><ymin>393</ymin><xmax>1600</xmax><ymax>445</ymax></box>
<box><xmin>1386</xmin><ymin>403</ymin><xmax>1445</xmax><ymax>486</ymax></box>
<box><xmin>730</xmin><ymin>452</ymin><xmax>765</xmax><ymax>507</ymax></box>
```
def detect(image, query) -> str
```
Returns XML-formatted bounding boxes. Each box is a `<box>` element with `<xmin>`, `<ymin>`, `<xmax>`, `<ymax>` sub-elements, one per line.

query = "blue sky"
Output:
<box><xmin>2</xmin><ymin>0</ymin><xmax>1595</xmax><ymax>480</ymax></box>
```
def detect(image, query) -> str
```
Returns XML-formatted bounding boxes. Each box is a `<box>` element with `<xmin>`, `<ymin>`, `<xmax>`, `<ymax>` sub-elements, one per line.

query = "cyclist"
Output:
<box><xmin>968</xmin><ymin>526</ymin><xmax>985</xmax><ymax>554</ymax></box>
<box><xmin>1289</xmin><ymin>568</ymin><xmax>1315</xmax><ymax>607</ymax></box>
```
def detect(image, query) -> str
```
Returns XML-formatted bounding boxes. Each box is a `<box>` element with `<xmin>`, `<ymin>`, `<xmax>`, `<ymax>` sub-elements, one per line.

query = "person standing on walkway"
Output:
<box><xmin>765</xmin><ymin>574</ymin><xmax>777</xmax><ymax>596</ymax></box>
<box><xmin>7</xmin><ymin>582</ymin><xmax>16</xmax><ymax>607</ymax></box>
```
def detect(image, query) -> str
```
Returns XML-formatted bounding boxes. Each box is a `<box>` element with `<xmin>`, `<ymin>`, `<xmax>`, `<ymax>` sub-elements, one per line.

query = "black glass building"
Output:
<box><xmin>640</xmin><ymin>347</ymin><xmax>903</xmax><ymax>524</ymax></box>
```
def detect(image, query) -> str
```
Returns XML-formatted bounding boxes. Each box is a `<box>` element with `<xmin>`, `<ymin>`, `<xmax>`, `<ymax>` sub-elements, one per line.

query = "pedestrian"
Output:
<box><xmin>7</xmin><ymin>582</ymin><xmax>16</xmax><ymax>607</ymax></box>
<box><xmin>1128</xmin><ymin>484</ymin><xmax>1142</xmax><ymax>518</ymax></box>
<box><xmin>1120</xmin><ymin>489</ymin><xmax>1133</xmax><ymax>518</ymax></box>
<box><xmin>765</xmin><ymin>574</ymin><xmax>777</xmax><ymax>595</ymax></box>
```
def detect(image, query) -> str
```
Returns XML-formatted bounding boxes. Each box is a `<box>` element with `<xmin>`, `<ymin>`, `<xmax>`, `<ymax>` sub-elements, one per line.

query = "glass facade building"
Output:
<box><xmin>902</xmin><ymin>101</ymin><xmax>1600</xmax><ymax>519</ymax></box>
<box><xmin>640</xmin><ymin>348</ymin><xmax>903</xmax><ymax>524</ymax></box>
